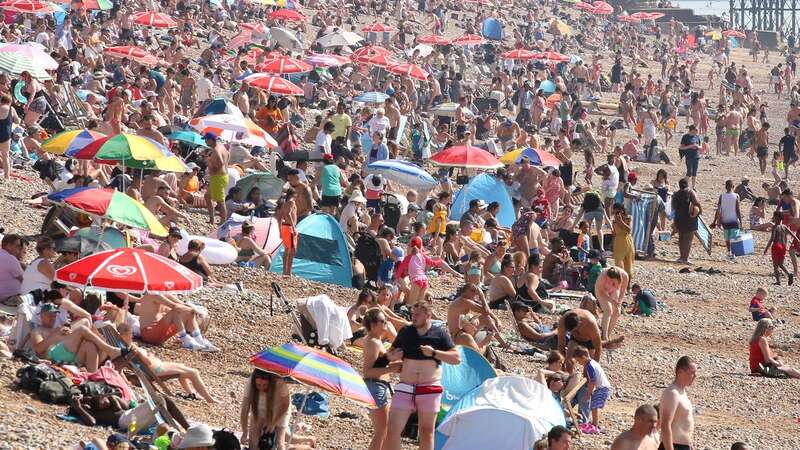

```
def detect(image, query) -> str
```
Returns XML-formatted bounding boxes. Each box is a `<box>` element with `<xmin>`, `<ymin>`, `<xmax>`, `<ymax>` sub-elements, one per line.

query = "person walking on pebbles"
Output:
<box><xmin>659</xmin><ymin>356</ymin><xmax>697</xmax><ymax>450</ymax></box>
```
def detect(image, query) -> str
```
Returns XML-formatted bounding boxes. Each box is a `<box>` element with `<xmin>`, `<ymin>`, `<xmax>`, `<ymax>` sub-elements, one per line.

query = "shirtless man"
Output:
<box><xmin>786</xmin><ymin>103</ymin><xmax>800</xmax><ymax>137</ymax></box>
<box><xmin>571</xmin><ymin>61</ymin><xmax>590</xmax><ymax>97</ymax></box>
<box><xmin>276</xmin><ymin>188</ymin><xmax>298</xmax><ymax>276</ymax></box>
<box><xmin>141</xmin><ymin>170</ymin><xmax>173</xmax><ymax>202</ymax></box>
<box><xmin>137</xmin><ymin>293</ymin><xmax>216</xmax><ymax>352</ymax></box>
<box><xmin>724</xmin><ymin>105</ymin><xmax>743</xmax><ymax>156</ymax></box>
<box><xmin>754</xmin><ymin>122</ymin><xmax>770</xmax><ymax>175</ymax></box>
<box><xmin>385</xmin><ymin>301</ymin><xmax>460</xmax><ymax>450</ymax></box>
<box><xmin>146</xmin><ymin>185</ymin><xmax>189</xmax><ymax>226</ymax></box>
<box><xmin>510</xmin><ymin>301</ymin><xmax>557</xmax><ymax>347</ymax></box>
<box><xmin>137</xmin><ymin>114</ymin><xmax>168</xmax><ymax>147</ymax></box>
<box><xmin>204</xmin><ymin>134</ymin><xmax>229</xmax><ymax>224</ymax></box>
<box><xmin>384</xmin><ymin>97</ymin><xmax>401</xmax><ymax>140</ymax></box>
<box><xmin>611</xmin><ymin>404</ymin><xmax>659</xmax><ymax>450</ymax></box>
<box><xmin>446</xmin><ymin>283</ymin><xmax>501</xmax><ymax>337</ymax></box>
<box><xmin>659</xmin><ymin>356</ymin><xmax>697</xmax><ymax>450</ymax></box>
<box><xmin>557</xmin><ymin>308</ymin><xmax>603</xmax><ymax>369</ymax></box>
<box><xmin>30</xmin><ymin>303</ymin><xmax>122</xmax><ymax>372</ymax></box>
<box><xmin>106</xmin><ymin>90</ymin><xmax>127</xmax><ymax>135</ymax></box>
<box><xmin>595</xmin><ymin>266</ymin><xmax>629</xmax><ymax>340</ymax></box>
<box><xmin>513</xmin><ymin>157</ymin><xmax>546</xmax><ymax>208</ymax></box>
<box><xmin>287</xmin><ymin>169</ymin><xmax>313</xmax><ymax>221</ymax></box>
<box><xmin>495</xmin><ymin>117</ymin><xmax>520</xmax><ymax>151</ymax></box>
<box><xmin>233</xmin><ymin>83</ymin><xmax>250</xmax><ymax>117</ymax></box>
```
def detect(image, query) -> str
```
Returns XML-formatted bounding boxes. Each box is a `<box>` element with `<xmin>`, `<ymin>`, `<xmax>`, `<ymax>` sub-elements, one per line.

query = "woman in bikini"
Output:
<box><xmin>0</xmin><ymin>94</ymin><xmax>18</xmax><ymax>180</ymax></box>
<box><xmin>362</xmin><ymin>308</ymin><xmax>401</xmax><ymax>450</ymax></box>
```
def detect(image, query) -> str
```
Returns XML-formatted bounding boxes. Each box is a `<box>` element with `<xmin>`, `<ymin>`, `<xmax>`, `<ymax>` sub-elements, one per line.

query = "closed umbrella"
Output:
<box><xmin>55</xmin><ymin>248</ymin><xmax>203</xmax><ymax>294</ymax></box>
<box><xmin>430</xmin><ymin>145</ymin><xmax>503</xmax><ymax>169</ymax></box>
<box><xmin>250</xmin><ymin>343</ymin><xmax>376</xmax><ymax>407</ymax></box>
<box><xmin>367</xmin><ymin>160</ymin><xmax>437</xmax><ymax>190</ymax></box>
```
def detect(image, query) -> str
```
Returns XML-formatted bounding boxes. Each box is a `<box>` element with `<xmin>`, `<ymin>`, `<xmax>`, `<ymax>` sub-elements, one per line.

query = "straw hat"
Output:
<box><xmin>349</xmin><ymin>190</ymin><xmax>367</xmax><ymax>204</ymax></box>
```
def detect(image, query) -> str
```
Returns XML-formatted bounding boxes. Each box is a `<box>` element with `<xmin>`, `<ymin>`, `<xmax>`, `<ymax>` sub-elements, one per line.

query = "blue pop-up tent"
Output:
<box><xmin>441</xmin><ymin>346</ymin><xmax>497</xmax><ymax>413</ymax></box>
<box><xmin>271</xmin><ymin>214</ymin><xmax>353</xmax><ymax>286</ymax></box>
<box><xmin>449</xmin><ymin>173</ymin><xmax>515</xmax><ymax>228</ymax></box>
<box><xmin>481</xmin><ymin>18</ymin><xmax>504</xmax><ymax>41</ymax></box>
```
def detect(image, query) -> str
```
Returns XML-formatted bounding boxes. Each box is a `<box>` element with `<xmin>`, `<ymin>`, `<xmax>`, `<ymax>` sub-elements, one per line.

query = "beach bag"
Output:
<box><xmin>39</xmin><ymin>377</ymin><xmax>73</xmax><ymax>404</ymax></box>
<box><xmin>17</xmin><ymin>363</ymin><xmax>61</xmax><ymax>393</ymax></box>
<box><xmin>78</xmin><ymin>381</ymin><xmax>121</xmax><ymax>398</ymax></box>
<box><xmin>291</xmin><ymin>392</ymin><xmax>329</xmax><ymax>417</ymax></box>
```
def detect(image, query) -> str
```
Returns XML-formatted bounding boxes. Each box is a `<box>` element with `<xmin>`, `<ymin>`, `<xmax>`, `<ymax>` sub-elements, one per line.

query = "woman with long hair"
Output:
<box><xmin>611</xmin><ymin>203</ymin><xmax>634</xmax><ymax>289</ymax></box>
<box><xmin>749</xmin><ymin>318</ymin><xmax>800</xmax><ymax>378</ymax></box>
<box><xmin>361</xmin><ymin>308</ymin><xmax>400</xmax><ymax>450</ymax></box>
<box><xmin>240</xmin><ymin>369</ymin><xmax>290</xmax><ymax>449</ymax></box>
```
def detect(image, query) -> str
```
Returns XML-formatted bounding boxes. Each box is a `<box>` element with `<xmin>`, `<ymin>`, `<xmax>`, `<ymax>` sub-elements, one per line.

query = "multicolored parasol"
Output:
<box><xmin>41</xmin><ymin>129</ymin><xmax>106</xmax><ymax>155</ymax></box>
<box><xmin>67</xmin><ymin>133</ymin><xmax>173</xmax><ymax>163</ymax></box>
<box><xmin>250</xmin><ymin>343</ymin><xmax>376</xmax><ymax>407</ymax></box>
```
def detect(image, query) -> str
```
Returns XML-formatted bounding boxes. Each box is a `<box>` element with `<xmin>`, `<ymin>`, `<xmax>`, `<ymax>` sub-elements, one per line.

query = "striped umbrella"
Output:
<box><xmin>242</xmin><ymin>74</ymin><xmax>303</xmax><ymax>95</ymax></box>
<box><xmin>250</xmin><ymin>343</ymin><xmax>376</xmax><ymax>407</ymax></box>
<box><xmin>132</xmin><ymin>11</ymin><xmax>178</xmax><ymax>28</ymax></box>
<box><xmin>362</xmin><ymin>22</ymin><xmax>397</xmax><ymax>33</ymax></box>
<box><xmin>103</xmin><ymin>46</ymin><xmax>159</xmax><ymax>65</ymax></box>
<box><xmin>501</xmin><ymin>49</ymin><xmax>536</xmax><ymax>60</ymax></box>
<box><xmin>0</xmin><ymin>0</ymin><xmax>55</xmax><ymax>13</ymax></box>
<box><xmin>350</xmin><ymin>46</ymin><xmax>391</xmax><ymax>60</ymax></box>
<box><xmin>48</xmin><ymin>187</ymin><xmax>168</xmax><ymax>236</ymax></box>
<box><xmin>387</xmin><ymin>62</ymin><xmax>428</xmax><ymax>80</ymax></box>
<box><xmin>0</xmin><ymin>43</ymin><xmax>58</xmax><ymax>70</ymax></box>
<box><xmin>452</xmin><ymin>33</ymin><xmax>486</xmax><ymax>45</ymax></box>
<box><xmin>304</xmin><ymin>53</ymin><xmax>350</xmax><ymax>67</ymax></box>
<box><xmin>0</xmin><ymin>50</ymin><xmax>51</xmax><ymax>79</ymax></box>
<box><xmin>417</xmin><ymin>34</ymin><xmax>450</xmax><ymax>45</ymax></box>
<box><xmin>268</xmin><ymin>8</ymin><xmax>306</xmax><ymax>21</ymax></box>
<box><xmin>255</xmin><ymin>56</ymin><xmax>312</xmax><ymax>74</ymax></box>
<box><xmin>354</xmin><ymin>53</ymin><xmax>397</xmax><ymax>67</ymax></box>
<box><xmin>68</xmin><ymin>133</ymin><xmax>172</xmax><ymax>162</ymax></box>
<box><xmin>42</xmin><ymin>129</ymin><xmax>106</xmax><ymax>155</ymax></box>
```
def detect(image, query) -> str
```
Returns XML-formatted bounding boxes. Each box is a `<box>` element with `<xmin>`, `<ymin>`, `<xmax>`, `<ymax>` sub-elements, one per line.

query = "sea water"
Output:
<box><xmin>671</xmin><ymin>0</ymin><xmax>729</xmax><ymax>18</ymax></box>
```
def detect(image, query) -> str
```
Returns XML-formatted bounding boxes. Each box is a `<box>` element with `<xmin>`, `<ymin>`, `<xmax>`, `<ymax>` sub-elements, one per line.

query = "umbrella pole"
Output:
<box><xmin>93</xmin><ymin>225</ymin><xmax>107</xmax><ymax>252</ymax></box>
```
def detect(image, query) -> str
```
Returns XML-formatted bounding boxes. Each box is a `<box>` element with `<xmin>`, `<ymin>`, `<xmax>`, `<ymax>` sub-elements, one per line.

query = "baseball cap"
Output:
<box><xmin>588</xmin><ymin>249</ymin><xmax>601</xmax><ymax>260</ymax></box>
<box><xmin>40</xmin><ymin>303</ymin><xmax>59</xmax><ymax>314</ymax></box>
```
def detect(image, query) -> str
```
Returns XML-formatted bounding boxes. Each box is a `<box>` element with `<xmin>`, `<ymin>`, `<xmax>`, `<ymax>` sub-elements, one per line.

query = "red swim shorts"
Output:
<box><xmin>772</xmin><ymin>242</ymin><xmax>787</xmax><ymax>264</ymax></box>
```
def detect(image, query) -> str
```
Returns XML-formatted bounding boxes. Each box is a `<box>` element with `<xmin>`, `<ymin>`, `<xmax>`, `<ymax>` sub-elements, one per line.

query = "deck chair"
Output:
<box><xmin>270</xmin><ymin>282</ymin><xmax>315</xmax><ymax>347</ymax></box>
<box><xmin>98</xmin><ymin>325</ymin><xmax>188</xmax><ymax>432</ymax></box>
<box><xmin>562</xmin><ymin>375</ymin><xmax>586</xmax><ymax>437</ymax></box>
<box><xmin>503</xmin><ymin>298</ymin><xmax>553</xmax><ymax>355</ymax></box>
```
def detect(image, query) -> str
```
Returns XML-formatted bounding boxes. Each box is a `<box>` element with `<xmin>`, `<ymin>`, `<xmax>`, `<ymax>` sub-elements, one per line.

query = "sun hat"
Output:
<box><xmin>349</xmin><ymin>190</ymin><xmax>367</xmax><ymax>204</ymax></box>
<box><xmin>178</xmin><ymin>424</ymin><xmax>215</xmax><ymax>449</ymax></box>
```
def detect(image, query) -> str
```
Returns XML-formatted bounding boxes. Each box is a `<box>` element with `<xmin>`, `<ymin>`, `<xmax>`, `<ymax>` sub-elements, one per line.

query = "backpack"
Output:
<box><xmin>17</xmin><ymin>363</ymin><xmax>74</xmax><ymax>404</ymax></box>
<box><xmin>354</xmin><ymin>233</ymin><xmax>382</xmax><ymax>283</ymax></box>
<box><xmin>78</xmin><ymin>381</ymin><xmax>122</xmax><ymax>398</ymax></box>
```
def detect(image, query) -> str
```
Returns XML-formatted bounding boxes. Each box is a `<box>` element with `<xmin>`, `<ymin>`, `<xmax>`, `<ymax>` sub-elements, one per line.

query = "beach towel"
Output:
<box><xmin>695</xmin><ymin>216</ymin><xmax>713</xmax><ymax>254</ymax></box>
<box><xmin>304</xmin><ymin>294</ymin><xmax>353</xmax><ymax>349</ymax></box>
<box><xmin>630</xmin><ymin>193</ymin><xmax>664</xmax><ymax>254</ymax></box>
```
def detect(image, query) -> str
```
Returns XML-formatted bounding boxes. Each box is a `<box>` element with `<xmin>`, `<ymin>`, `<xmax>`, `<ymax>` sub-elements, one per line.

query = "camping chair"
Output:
<box><xmin>561</xmin><ymin>375</ymin><xmax>586</xmax><ymax>437</ymax></box>
<box><xmin>98</xmin><ymin>325</ymin><xmax>187</xmax><ymax>432</ymax></box>
<box><xmin>271</xmin><ymin>282</ymin><xmax>351</xmax><ymax>354</ymax></box>
<box><xmin>503</xmin><ymin>298</ymin><xmax>553</xmax><ymax>355</ymax></box>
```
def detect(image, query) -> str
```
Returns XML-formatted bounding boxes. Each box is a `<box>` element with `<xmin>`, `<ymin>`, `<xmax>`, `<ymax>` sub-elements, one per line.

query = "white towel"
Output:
<box><xmin>304</xmin><ymin>295</ymin><xmax>353</xmax><ymax>349</ymax></box>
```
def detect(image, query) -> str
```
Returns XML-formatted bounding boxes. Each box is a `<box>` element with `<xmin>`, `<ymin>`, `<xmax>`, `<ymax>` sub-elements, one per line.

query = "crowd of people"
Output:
<box><xmin>0</xmin><ymin>0</ymin><xmax>798</xmax><ymax>447</ymax></box>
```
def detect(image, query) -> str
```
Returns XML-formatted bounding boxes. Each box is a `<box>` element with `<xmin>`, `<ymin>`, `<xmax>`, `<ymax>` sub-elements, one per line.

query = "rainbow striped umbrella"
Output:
<box><xmin>250</xmin><ymin>343</ymin><xmax>376</xmax><ymax>407</ymax></box>
<box><xmin>67</xmin><ymin>133</ymin><xmax>172</xmax><ymax>162</ymax></box>
<box><xmin>47</xmin><ymin>187</ymin><xmax>167</xmax><ymax>236</ymax></box>
<box><xmin>41</xmin><ymin>129</ymin><xmax>105</xmax><ymax>155</ymax></box>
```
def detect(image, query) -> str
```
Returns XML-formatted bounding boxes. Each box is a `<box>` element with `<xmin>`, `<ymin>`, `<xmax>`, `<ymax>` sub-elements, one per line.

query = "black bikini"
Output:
<box><xmin>0</xmin><ymin>108</ymin><xmax>12</xmax><ymax>144</ymax></box>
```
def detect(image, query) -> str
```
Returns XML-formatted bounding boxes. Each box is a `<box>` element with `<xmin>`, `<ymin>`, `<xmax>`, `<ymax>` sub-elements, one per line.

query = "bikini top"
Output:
<box><xmin>373</xmin><ymin>354</ymin><xmax>389</xmax><ymax>368</ymax></box>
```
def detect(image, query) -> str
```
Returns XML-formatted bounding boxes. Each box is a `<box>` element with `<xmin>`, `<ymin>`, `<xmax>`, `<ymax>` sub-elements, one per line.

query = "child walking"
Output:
<box><xmin>763</xmin><ymin>211</ymin><xmax>799</xmax><ymax>285</ymax></box>
<box><xmin>574</xmin><ymin>345</ymin><xmax>611</xmax><ymax>434</ymax></box>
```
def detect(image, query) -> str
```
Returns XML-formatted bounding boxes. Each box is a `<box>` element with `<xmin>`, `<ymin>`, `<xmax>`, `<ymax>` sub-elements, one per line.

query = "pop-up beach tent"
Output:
<box><xmin>271</xmin><ymin>213</ymin><xmax>353</xmax><ymax>286</ymax></box>
<box><xmin>449</xmin><ymin>173</ymin><xmax>515</xmax><ymax>228</ymax></box>
<box><xmin>481</xmin><ymin>18</ymin><xmax>504</xmax><ymax>41</ymax></box>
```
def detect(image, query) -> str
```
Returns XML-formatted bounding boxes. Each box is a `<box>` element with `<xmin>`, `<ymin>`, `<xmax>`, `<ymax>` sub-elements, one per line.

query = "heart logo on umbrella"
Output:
<box><xmin>69</xmin><ymin>273</ymin><xmax>76</xmax><ymax>280</ymax></box>
<box><xmin>106</xmin><ymin>265</ymin><xmax>137</xmax><ymax>277</ymax></box>
<box><xmin>164</xmin><ymin>281</ymin><xmax>174</xmax><ymax>289</ymax></box>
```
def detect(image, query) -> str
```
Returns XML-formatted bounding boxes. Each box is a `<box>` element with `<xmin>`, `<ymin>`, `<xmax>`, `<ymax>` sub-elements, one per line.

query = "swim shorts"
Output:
<box><xmin>756</xmin><ymin>146</ymin><xmax>769</xmax><ymax>159</ymax></box>
<box><xmin>391</xmin><ymin>382</ymin><xmax>443</xmax><ymax>412</ymax></box>
<box><xmin>590</xmin><ymin>386</ymin><xmax>610</xmax><ymax>409</ymax></box>
<box><xmin>725</xmin><ymin>128</ymin><xmax>741</xmax><ymax>137</ymax></box>
<box><xmin>48</xmin><ymin>341</ymin><xmax>78</xmax><ymax>364</ymax></box>
<box><xmin>209</xmin><ymin>174</ymin><xmax>229</xmax><ymax>203</ymax></box>
<box><xmin>141</xmin><ymin>317</ymin><xmax>179</xmax><ymax>345</ymax></box>
<box><xmin>280</xmin><ymin>224</ymin><xmax>298</xmax><ymax>251</ymax></box>
<box><xmin>771</xmin><ymin>242</ymin><xmax>787</xmax><ymax>264</ymax></box>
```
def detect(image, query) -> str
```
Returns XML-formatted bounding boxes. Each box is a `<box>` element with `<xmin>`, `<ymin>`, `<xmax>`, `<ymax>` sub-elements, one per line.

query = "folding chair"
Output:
<box><xmin>503</xmin><ymin>298</ymin><xmax>552</xmax><ymax>355</ymax></box>
<box><xmin>270</xmin><ymin>282</ymin><xmax>313</xmax><ymax>346</ymax></box>
<box><xmin>562</xmin><ymin>376</ymin><xmax>586</xmax><ymax>437</ymax></box>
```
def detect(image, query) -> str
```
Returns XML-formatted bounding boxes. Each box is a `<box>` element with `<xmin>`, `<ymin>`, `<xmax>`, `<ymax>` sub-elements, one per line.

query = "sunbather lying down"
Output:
<box><xmin>117</xmin><ymin>323</ymin><xmax>221</xmax><ymax>404</ymax></box>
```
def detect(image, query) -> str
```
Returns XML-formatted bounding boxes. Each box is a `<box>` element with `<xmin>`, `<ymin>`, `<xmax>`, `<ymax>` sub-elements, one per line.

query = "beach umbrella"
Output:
<box><xmin>430</xmin><ymin>145</ymin><xmax>503</xmax><ymax>169</ymax></box>
<box><xmin>41</xmin><ymin>129</ymin><xmax>106</xmax><ymax>155</ymax></box>
<box><xmin>55</xmin><ymin>248</ymin><xmax>202</xmax><ymax>294</ymax></box>
<box><xmin>268</xmin><ymin>8</ymin><xmax>306</xmax><ymax>22</ymax></box>
<box><xmin>355</xmin><ymin>53</ymin><xmax>397</xmax><ymax>67</ymax></box>
<box><xmin>722</xmin><ymin>29</ymin><xmax>746</xmax><ymax>38</ymax></box>
<box><xmin>268</xmin><ymin>27</ymin><xmax>304</xmax><ymax>50</ymax></box>
<box><xmin>167</xmin><ymin>130</ymin><xmax>206</xmax><ymax>147</ymax></box>
<box><xmin>316</xmin><ymin>30</ymin><xmax>363</xmax><ymax>47</ymax></box>
<box><xmin>617</xmin><ymin>14</ymin><xmax>641</xmax><ymax>23</ymax></box>
<box><xmin>215</xmin><ymin>216</ymin><xmax>282</xmax><ymax>256</ymax></box>
<box><xmin>242</xmin><ymin>22</ymin><xmax>268</xmax><ymax>34</ymax></box>
<box><xmin>350</xmin><ymin>46</ymin><xmax>391</xmax><ymax>60</ymax></box>
<box><xmin>103</xmin><ymin>46</ymin><xmax>159</xmax><ymax>65</ymax></box>
<box><xmin>242</xmin><ymin>73</ymin><xmax>303</xmax><ymax>95</ymax></box>
<box><xmin>407</xmin><ymin>43</ymin><xmax>434</xmax><ymax>58</ymax></box>
<box><xmin>589</xmin><ymin>0</ymin><xmax>613</xmax><ymax>14</ymax></box>
<box><xmin>56</xmin><ymin>228</ymin><xmax>128</xmax><ymax>258</ymax></box>
<box><xmin>132</xmin><ymin>11</ymin><xmax>178</xmax><ymax>28</ymax></box>
<box><xmin>630</xmin><ymin>11</ymin><xmax>664</xmax><ymax>20</ymax></box>
<box><xmin>354</xmin><ymin>91</ymin><xmax>389</xmax><ymax>103</ymax></box>
<box><xmin>304</xmin><ymin>53</ymin><xmax>350</xmax><ymax>67</ymax></box>
<box><xmin>47</xmin><ymin>187</ymin><xmax>168</xmax><ymax>236</ymax></box>
<box><xmin>255</xmin><ymin>56</ymin><xmax>313</xmax><ymax>74</ymax></box>
<box><xmin>502</xmin><ymin>49</ymin><xmax>536</xmax><ymax>60</ymax></box>
<box><xmin>194</xmin><ymin>98</ymin><xmax>244</xmax><ymax>118</ymax></box>
<box><xmin>194</xmin><ymin>116</ymin><xmax>278</xmax><ymax>148</ymax></box>
<box><xmin>0</xmin><ymin>43</ymin><xmax>58</xmax><ymax>70</ymax></box>
<box><xmin>537</xmin><ymin>80</ymin><xmax>557</xmax><ymax>94</ymax></box>
<box><xmin>362</xmin><ymin>22</ymin><xmax>397</xmax><ymax>33</ymax></box>
<box><xmin>0</xmin><ymin>51</ymin><xmax>51</xmax><ymax>79</ymax></box>
<box><xmin>250</xmin><ymin>343</ymin><xmax>376</xmax><ymax>407</ymax></box>
<box><xmin>235</xmin><ymin>172</ymin><xmax>284</xmax><ymax>200</ymax></box>
<box><xmin>531</xmin><ymin>51</ymin><xmax>570</xmax><ymax>62</ymax></box>
<box><xmin>417</xmin><ymin>34</ymin><xmax>450</xmax><ymax>45</ymax></box>
<box><xmin>386</xmin><ymin>62</ymin><xmax>428</xmax><ymax>80</ymax></box>
<box><xmin>190</xmin><ymin>114</ymin><xmax>249</xmax><ymax>134</ymax></box>
<box><xmin>366</xmin><ymin>160</ymin><xmax>437</xmax><ymax>190</ymax></box>
<box><xmin>499</xmin><ymin>147</ymin><xmax>561</xmax><ymax>166</ymax></box>
<box><xmin>123</xmin><ymin>155</ymin><xmax>189</xmax><ymax>173</ymax></box>
<box><xmin>574</xmin><ymin>1</ymin><xmax>593</xmax><ymax>9</ymax></box>
<box><xmin>0</xmin><ymin>0</ymin><xmax>55</xmax><ymax>13</ymax></box>
<box><xmin>54</xmin><ymin>0</ymin><xmax>111</xmax><ymax>9</ymax></box>
<box><xmin>452</xmin><ymin>33</ymin><xmax>486</xmax><ymax>45</ymax></box>
<box><xmin>68</xmin><ymin>133</ymin><xmax>172</xmax><ymax>163</ymax></box>
<box><xmin>229</xmin><ymin>30</ymin><xmax>255</xmax><ymax>49</ymax></box>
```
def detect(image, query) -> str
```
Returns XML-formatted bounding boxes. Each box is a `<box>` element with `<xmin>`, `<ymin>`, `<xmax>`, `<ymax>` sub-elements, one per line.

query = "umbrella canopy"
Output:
<box><xmin>531</xmin><ymin>51</ymin><xmax>570</xmax><ymax>62</ymax></box>
<box><xmin>255</xmin><ymin>56</ymin><xmax>313</xmax><ymax>74</ymax></box>
<box><xmin>190</xmin><ymin>114</ymin><xmax>248</xmax><ymax>133</ymax></box>
<box><xmin>452</xmin><ymin>34</ymin><xmax>486</xmax><ymax>45</ymax></box>
<box><xmin>123</xmin><ymin>155</ymin><xmax>189</xmax><ymax>173</ymax></box>
<box><xmin>537</xmin><ymin>80</ymin><xmax>557</xmax><ymax>94</ymax></box>
<box><xmin>269</xmin><ymin>8</ymin><xmax>306</xmax><ymax>21</ymax></box>
<box><xmin>56</xmin><ymin>228</ymin><xmax>128</xmax><ymax>257</ymax></box>
<box><xmin>0</xmin><ymin>43</ymin><xmax>58</xmax><ymax>70</ymax></box>
<box><xmin>68</xmin><ymin>133</ymin><xmax>172</xmax><ymax>163</ymax></box>
<box><xmin>350</xmin><ymin>46</ymin><xmax>391</xmax><ymax>60</ymax></box>
<box><xmin>250</xmin><ymin>343</ymin><xmax>376</xmax><ymax>407</ymax></box>
<box><xmin>589</xmin><ymin>0</ymin><xmax>613</xmax><ymax>14</ymax></box>
<box><xmin>132</xmin><ymin>11</ymin><xmax>177</xmax><ymax>28</ymax></box>
<box><xmin>499</xmin><ymin>147</ymin><xmax>561</xmax><ymax>166</ymax></box>
<box><xmin>501</xmin><ymin>49</ymin><xmax>536</xmax><ymax>60</ymax></box>
<box><xmin>242</xmin><ymin>73</ymin><xmax>304</xmax><ymax>95</ymax></box>
<box><xmin>366</xmin><ymin>160</ymin><xmax>437</xmax><ymax>190</ymax></box>
<box><xmin>167</xmin><ymin>130</ymin><xmax>206</xmax><ymax>147</ymax></box>
<box><xmin>304</xmin><ymin>53</ymin><xmax>350</xmax><ymax>67</ymax></box>
<box><xmin>386</xmin><ymin>62</ymin><xmax>428</xmax><ymax>80</ymax></box>
<box><xmin>430</xmin><ymin>145</ymin><xmax>503</xmax><ymax>169</ymax></box>
<box><xmin>417</xmin><ymin>34</ymin><xmax>450</xmax><ymax>45</ymax></box>
<box><xmin>192</xmin><ymin>115</ymin><xmax>278</xmax><ymax>147</ymax></box>
<box><xmin>215</xmin><ymin>215</ymin><xmax>282</xmax><ymax>256</ymax></box>
<box><xmin>55</xmin><ymin>0</ymin><xmax>111</xmax><ymax>9</ymax></box>
<box><xmin>42</xmin><ymin>129</ymin><xmax>105</xmax><ymax>155</ymax></box>
<box><xmin>194</xmin><ymin>98</ymin><xmax>244</xmax><ymax>118</ymax></box>
<box><xmin>235</xmin><ymin>172</ymin><xmax>284</xmax><ymax>200</ymax></box>
<box><xmin>618</xmin><ymin>15</ymin><xmax>641</xmax><ymax>23</ymax></box>
<box><xmin>629</xmin><ymin>11</ymin><xmax>664</xmax><ymax>20</ymax></box>
<box><xmin>353</xmin><ymin>53</ymin><xmax>397</xmax><ymax>67</ymax></box>
<box><xmin>55</xmin><ymin>248</ymin><xmax>203</xmax><ymax>294</ymax></box>
<box><xmin>353</xmin><ymin>91</ymin><xmax>389</xmax><ymax>104</ymax></box>
<box><xmin>0</xmin><ymin>50</ymin><xmax>51</xmax><ymax>79</ymax></box>
<box><xmin>268</xmin><ymin>27</ymin><xmax>304</xmax><ymax>50</ymax></box>
<box><xmin>362</xmin><ymin>22</ymin><xmax>397</xmax><ymax>33</ymax></box>
<box><xmin>242</xmin><ymin>22</ymin><xmax>269</xmax><ymax>33</ymax></box>
<box><xmin>0</xmin><ymin>0</ymin><xmax>55</xmax><ymax>13</ymax></box>
<box><xmin>722</xmin><ymin>29</ymin><xmax>746</xmax><ymax>38</ymax></box>
<box><xmin>47</xmin><ymin>187</ymin><xmax>168</xmax><ymax>236</ymax></box>
<box><xmin>103</xmin><ymin>46</ymin><xmax>159</xmax><ymax>65</ymax></box>
<box><xmin>316</xmin><ymin>30</ymin><xmax>363</xmax><ymax>47</ymax></box>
